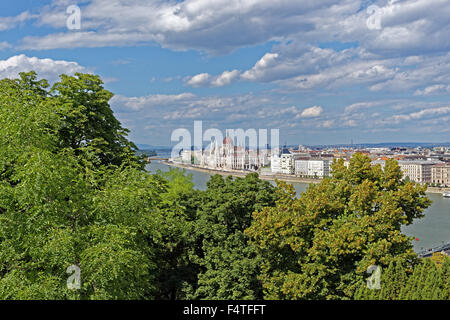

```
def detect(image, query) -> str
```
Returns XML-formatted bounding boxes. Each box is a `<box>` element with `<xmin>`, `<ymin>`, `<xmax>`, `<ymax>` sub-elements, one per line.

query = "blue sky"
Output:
<box><xmin>0</xmin><ymin>0</ymin><xmax>449</xmax><ymax>146</ymax></box>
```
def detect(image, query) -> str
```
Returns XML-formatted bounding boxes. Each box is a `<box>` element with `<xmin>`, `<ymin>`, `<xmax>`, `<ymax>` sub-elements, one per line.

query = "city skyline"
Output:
<box><xmin>0</xmin><ymin>0</ymin><xmax>449</xmax><ymax>145</ymax></box>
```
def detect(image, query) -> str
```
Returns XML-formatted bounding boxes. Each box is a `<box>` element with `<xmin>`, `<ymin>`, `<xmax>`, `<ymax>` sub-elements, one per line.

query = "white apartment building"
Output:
<box><xmin>431</xmin><ymin>163</ymin><xmax>450</xmax><ymax>186</ymax></box>
<box><xmin>280</xmin><ymin>152</ymin><xmax>295</xmax><ymax>175</ymax></box>
<box><xmin>371</xmin><ymin>159</ymin><xmax>445</xmax><ymax>184</ymax></box>
<box><xmin>271</xmin><ymin>153</ymin><xmax>281</xmax><ymax>173</ymax></box>
<box><xmin>295</xmin><ymin>159</ymin><xmax>331</xmax><ymax>177</ymax></box>
<box><xmin>294</xmin><ymin>159</ymin><xmax>309</xmax><ymax>176</ymax></box>
<box><xmin>309</xmin><ymin>159</ymin><xmax>331</xmax><ymax>177</ymax></box>
<box><xmin>398</xmin><ymin>160</ymin><xmax>435</xmax><ymax>183</ymax></box>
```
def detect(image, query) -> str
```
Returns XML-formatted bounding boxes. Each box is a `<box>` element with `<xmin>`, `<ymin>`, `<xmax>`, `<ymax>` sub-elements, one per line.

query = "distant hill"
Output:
<box><xmin>299</xmin><ymin>142</ymin><xmax>450</xmax><ymax>149</ymax></box>
<box><xmin>137</xmin><ymin>142</ymin><xmax>450</xmax><ymax>151</ymax></box>
<box><xmin>136</xmin><ymin>149</ymin><xmax>157</xmax><ymax>157</ymax></box>
<box><xmin>136</xmin><ymin>144</ymin><xmax>172</xmax><ymax>151</ymax></box>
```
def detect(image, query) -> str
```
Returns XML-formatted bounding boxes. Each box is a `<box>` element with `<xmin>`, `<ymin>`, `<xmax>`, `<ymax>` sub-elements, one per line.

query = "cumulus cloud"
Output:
<box><xmin>0</xmin><ymin>1</ymin><xmax>448</xmax><ymax>99</ymax></box>
<box><xmin>369</xmin><ymin>53</ymin><xmax>450</xmax><ymax>92</ymax></box>
<box><xmin>185</xmin><ymin>73</ymin><xmax>211</xmax><ymax>87</ymax></box>
<box><xmin>15</xmin><ymin>0</ymin><xmax>349</xmax><ymax>53</ymax></box>
<box><xmin>394</xmin><ymin>106</ymin><xmax>450</xmax><ymax>122</ymax></box>
<box><xmin>241</xmin><ymin>53</ymin><xmax>279</xmax><ymax>81</ymax></box>
<box><xmin>111</xmin><ymin>93</ymin><xmax>196</xmax><ymax>111</ymax></box>
<box><xmin>185</xmin><ymin>69</ymin><xmax>240</xmax><ymax>87</ymax></box>
<box><xmin>233</xmin><ymin>45</ymin><xmax>448</xmax><ymax>94</ymax></box>
<box><xmin>0</xmin><ymin>0</ymin><xmax>445</xmax><ymax>61</ymax></box>
<box><xmin>299</xmin><ymin>106</ymin><xmax>323</xmax><ymax>118</ymax></box>
<box><xmin>414</xmin><ymin>84</ymin><xmax>450</xmax><ymax>96</ymax></box>
<box><xmin>109</xmin><ymin>90</ymin><xmax>449</xmax><ymax>144</ymax></box>
<box><xmin>360</xmin><ymin>0</ymin><xmax>450</xmax><ymax>55</ymax></box>
<box><xmin>0</xmin><ymin>54</ymin><xmax>90</xmax><ymax>82</ymax></box>
<box><xmin>110</xmin><ymin>92</ymin><xmax>289</xmax><ymax>139</ymax></box>
<box><xmin>20</xmin><ymin>0</ymin><xmax>448</xmax><ymax>56</ymax></box>
<box><xmin>211</xmin><ymin>70</ymin><xmax>240</xmax><ymax>87</ymax></box>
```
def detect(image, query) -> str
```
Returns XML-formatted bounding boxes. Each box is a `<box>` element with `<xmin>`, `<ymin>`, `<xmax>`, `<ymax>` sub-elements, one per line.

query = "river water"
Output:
<box><xmin>146</xmin><ymin>160</ymin><xmax>450</xmax><ymax>253</ymax></box>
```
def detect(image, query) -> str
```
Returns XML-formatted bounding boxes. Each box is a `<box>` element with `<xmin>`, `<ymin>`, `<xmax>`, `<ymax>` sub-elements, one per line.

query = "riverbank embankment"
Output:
<box><xmin>161</xmin><ymin>161</ymin><xmax>450</xmax><ymax>194</ymax></box>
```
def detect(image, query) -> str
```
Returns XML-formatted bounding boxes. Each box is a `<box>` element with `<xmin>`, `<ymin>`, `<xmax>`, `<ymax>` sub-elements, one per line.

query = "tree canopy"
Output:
<box><xmin>0</xmin><ymin>72</ymin><xmax>447</xmax><ymax>300</ymax></box>
<box><xmin>245</xmin><ymin>154</ymin><xmax>432</xmax><ymax>299</ymax></box>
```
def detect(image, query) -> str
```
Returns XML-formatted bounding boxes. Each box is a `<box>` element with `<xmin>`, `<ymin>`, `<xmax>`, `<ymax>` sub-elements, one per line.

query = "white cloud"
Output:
<box><xmin>0</xmin><ymin>0</ymin><xmax>447</xmax><ymax>99</ymax></box>
<box><xmin>344</xmin><ymin>101</ymin><xmax>386</xmax><ymax>114</ymax></box>
<box><xmin>414</xmin><ymin>84</ymin><xmax>450</xmax><ymax>96</ymax></box>
<box><xmin>361</xmin><ymin>0</ymin><xmax>450</xmax><ymax>55</ymax></box>
<box><xmin>282</xmin><ymin>58</ymin><xmax>398</xmax><ymax>90</ymax></box>
<box><xmin>211</xmin><ymin>70</ymin><xmax>240</xmax><ymax>87</ymax></box>
<box><xmin>0</xmin><ymin>54</ymin><xmax>90</xmax><ymax>83</ymax></box>
<box><xmin>382</xmin><ymin>106</ymin><xmax>450</xmax><ymax>124</ymax></box>
<box><xmin>111</xmin><ymin>91</ymin><xmax>285</xmax><ymax>126</ymax></box>
<box><xmin>299</xmin><ymin>106</ymin><xmax>323</xmax><ymax>118</ymax></box>
<box><xmin>241</xmin><ymin>53</ymin><xmax>279</xmax><ymax>81</ymax></box>
<box><xmin>185</xmin><ymin>69</ymin><xmax>240</xmax><ymax>87</ymax></box>
<box><xmin>0</xmin><ymin>11</ymin><xmax>36</xmax><ymax>31</ymax></box>
<box><xmin>185</xmin><ymin>73</ymin><xmax>211</xmax><ymax>87</ymax></box>
<box><xmin>110</xmin><ymin>91</ymin><xmax>449</xmax><ymax>144</ymax></box>
<box><xmin>14</xmin><ymin>0</ymin><xmax>357</xmax><ymax>53</ymax></box>
<box><xmin>369</xmin><ymin>53</ymin><xmax>450</xmax><ymax>92</ymax></box>
<box><xmin>111</xmin><ymin>93</ymin><xmax>196</xmax><ymax>111</ymax></box>
<box><xmin>405</xmin><ymin>106</ymin><xmax>450</xmax><ymax>120</ymax></box>
<box><xmin>0</xmin><ymin>0</ymin><xmax>444</xmax><ymax>61</ymax></box>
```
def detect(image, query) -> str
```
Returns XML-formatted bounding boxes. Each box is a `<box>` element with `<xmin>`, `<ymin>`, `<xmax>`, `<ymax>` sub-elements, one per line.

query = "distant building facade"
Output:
<box><xmin>295</xmin><ymin>159</ymin><xmax>331</xmax><ymax>177</ymax></box>
<box><xmin>194</xmin><ymin>137</ymin><xmax>268</xmax><ymax>171</ymax></box>
<box><xmin>280</xmin><ymin>149</ymin><xmax>295</xmax><ymax>175</ymax></box>
<box><xmin>398</xmin><ymin>161</ymin><xmax>435</xmax><ymax>183</ymax></box>
<box><xmin>432</xmin><ymin>163</ymin><xmax>450</xmax><ymax>186</ymax></box>
<box><xmin>271</xmin><ymin>153</ymin><xmax>281</xmax><ymax>173</ymax></box>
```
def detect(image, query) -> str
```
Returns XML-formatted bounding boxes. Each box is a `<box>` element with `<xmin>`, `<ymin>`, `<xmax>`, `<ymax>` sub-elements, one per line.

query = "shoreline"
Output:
<box><xmin>160</xmin><ymin>161</ymin><xmax>450</xmax><ymax>194</ymax></box>
<box><xmin>162</xmin><ymin>160</ymin><xmax>321</xmax><ymax>184</ymax></box>
<box><xmin>161</xmin><ymin>161</ymin><xmax>450</xmax><ymax>194</ymax></box>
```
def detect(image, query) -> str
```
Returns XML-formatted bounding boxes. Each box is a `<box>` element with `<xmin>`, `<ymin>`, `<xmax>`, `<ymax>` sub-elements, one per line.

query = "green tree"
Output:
<box><xmin>50</xmin><ymin>73</ymin><xmax>142</xmax><ymax>168</ymax></box>
<box><xmin>0</xmin><ymin>72</ymin><xmax>160</xmax><ymax>299</ymax></box>
<box><xmin>246</xmin><ymin>153</ymin><xmax>432</xmax><ymax>299</ymax></box>
<box><xmin>150</xmin><ymin>169</ymin><xmax>201</xmax><ymax>300</ymax></box>
<box><xmin>355</xmin><ymin>255</ymin><xmax>450</xmax><ymax>300</ymax></box>
<box><xmin>190</xmin><ymin>173</ymin><xmax>278</xmax><ymax>300</ymax></box>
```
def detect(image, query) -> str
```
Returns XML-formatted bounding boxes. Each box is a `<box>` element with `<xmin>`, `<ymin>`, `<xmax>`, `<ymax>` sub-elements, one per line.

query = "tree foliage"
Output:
<box><xmin>354</xmin><ymin>254</ymin><xmax>450</xmax><ymax>300</ymax></box>
<box><xmin>0</xmin><ymin>72</ymin><xmax>445</xmax><ymax>300</ymax></box>
<box><xmin>189</xmin><ymin>174</ymin><xmax>278</xmax><ymax>300</ymax></box>
<box><xmin>0</xmin><ymin>72</ymin><xmax>152</xmax><ymax>299</ymax></box>
<box><xmin>245</xmin><ymin>154</ymin><xmax>432</xmax><ymax>299</ymax></box>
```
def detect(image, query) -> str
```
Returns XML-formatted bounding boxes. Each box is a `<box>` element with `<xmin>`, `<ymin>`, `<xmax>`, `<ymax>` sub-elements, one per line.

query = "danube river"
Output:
<box><xmin>146</xmin><ymin>160</ymin><xmax>450</xmax><ymax>253</ymax></box>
